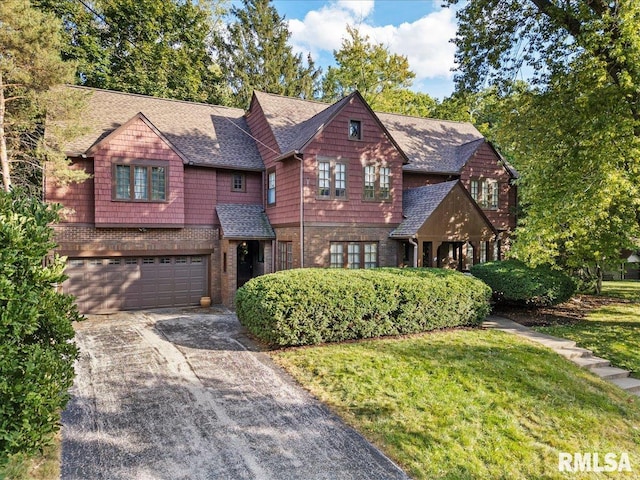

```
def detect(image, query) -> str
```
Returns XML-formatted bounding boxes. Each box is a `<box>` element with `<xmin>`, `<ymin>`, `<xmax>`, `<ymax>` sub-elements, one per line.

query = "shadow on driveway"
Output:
<box><xmin>61</xmin><ymin>309</ymin><xmax>409</xmax><ymax>480</ymax></box>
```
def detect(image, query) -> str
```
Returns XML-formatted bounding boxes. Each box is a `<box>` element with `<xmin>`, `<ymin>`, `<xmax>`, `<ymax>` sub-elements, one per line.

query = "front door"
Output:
<box><xmin>237</xmin><ymin>240</ymin><xmax>259</xmax><ymax>288</ymax></box>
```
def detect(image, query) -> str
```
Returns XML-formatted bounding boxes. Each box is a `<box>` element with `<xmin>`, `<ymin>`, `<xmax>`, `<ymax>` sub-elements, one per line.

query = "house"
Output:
<box><xmin>46</xmin><ymin>87</ymin><xmax>517</xmax><ymax>313</ymax></box>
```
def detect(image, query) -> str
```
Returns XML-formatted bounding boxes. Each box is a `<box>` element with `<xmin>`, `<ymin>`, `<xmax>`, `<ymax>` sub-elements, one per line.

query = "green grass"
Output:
<box><xmin>1</xmin><ymin>432</ymin><xmax>61</xmax><ymax>480</ymax></box>
<box><xmin>273</xmin><ymin>330</ymin><xmax>640</xmax><ymax>480</ymax></box>
<box><xmin>535</xmin><ymin>280</ymin><xmax>640</xmax><ymax>378</ymax></box>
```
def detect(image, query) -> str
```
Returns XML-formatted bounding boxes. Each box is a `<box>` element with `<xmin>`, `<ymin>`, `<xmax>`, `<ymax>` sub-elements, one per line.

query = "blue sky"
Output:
<box><xmin>232</xmin><ymin>1</ymin><xmax>459</xmax><ymax>99</ymax></box>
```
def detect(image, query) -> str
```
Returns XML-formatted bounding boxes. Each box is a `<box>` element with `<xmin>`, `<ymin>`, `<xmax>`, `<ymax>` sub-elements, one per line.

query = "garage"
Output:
<box><xmin>63</xmin><ymin>256</ymin><xmax>208</xmax><ymax>313</ymax></box>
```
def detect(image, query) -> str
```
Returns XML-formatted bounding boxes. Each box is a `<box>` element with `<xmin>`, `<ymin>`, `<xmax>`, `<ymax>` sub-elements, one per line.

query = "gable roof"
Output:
<box><xmin>252</xmin><ymin>91</ymin><xmax>486</xmax><ymax>174</ymax></box>
<box><xmin>65</xmin><ymin>86</ymin><xmax>264</xmax><ymax>171</ymax></box>
<box><xmin>216</xmin><ymin>204</ymin><xmax>275</xmax><ymax>239</ymax></box>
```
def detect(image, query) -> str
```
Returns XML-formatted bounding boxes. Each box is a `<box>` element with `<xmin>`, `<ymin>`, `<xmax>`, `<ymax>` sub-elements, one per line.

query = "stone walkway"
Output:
<box><xmin>483</xmin><ymin>316</ymin><xmax>640</xmax><ymax>397</ymax></box>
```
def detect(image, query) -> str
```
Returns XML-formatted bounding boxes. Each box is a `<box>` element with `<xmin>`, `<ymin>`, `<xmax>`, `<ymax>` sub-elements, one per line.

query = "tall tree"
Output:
<box><xmin>35</xmin><ymin>0</ymin><xmax>229</xmax><ymax>105</ymax></box>
<box><xmin>0</xmin><ymin>0</ymin><xmax>88</xmax><ymax>194</ymax></box>
<box><xmin>322</xmin><ymin>26</ymin><xmax>416</xmax><ymax>110</ymax></box>
<box><xmin>446</xmin><ymin>0</ymin><xmax>640</xmax><ymax>286</ymax></box>
<box><xmin>214</xmin><ymin>0</ymin><xmax>321</xmax><ymax>108</ymax></box>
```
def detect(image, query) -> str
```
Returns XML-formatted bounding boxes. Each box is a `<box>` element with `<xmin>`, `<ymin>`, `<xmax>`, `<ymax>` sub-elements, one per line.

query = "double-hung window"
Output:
<box><xmin>363</xmin><ymin>165</ymin><xmax>391</xmax><ymax>201</ymax></box>
<box><xmin>267</xmin><ymin>170</ymin><xmax>276</xmax><ymax>205</ymax></box>
<box><xmin>317</xmin><ymin>159</ymin><xmax>347</xmax><ymax>199</ymax></box>
<box><xmin>278</xmin><ymin>241</ymin><xmax>293</xmax><ymax>270</ymax></box>
<box><xmin>113</xmin><ymin>161</ymin><xmax>167</xmax><ymax>202</ymax></box>
<box><xmin>470</xmin><ymin>178</ymin><xmax>498</xmax><ymax>209</ymax></box>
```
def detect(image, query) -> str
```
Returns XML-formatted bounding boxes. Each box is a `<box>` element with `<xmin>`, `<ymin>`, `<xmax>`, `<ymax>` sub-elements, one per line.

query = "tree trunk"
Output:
<box><xmin>0</xmin><ymin>71</ymin><xmax>11</xmax><ymax>192</ymax></box>
<box><xmin>595</xmin><ymin>263</ymin><xmax>603</xmax><ymax>295</ymax></box>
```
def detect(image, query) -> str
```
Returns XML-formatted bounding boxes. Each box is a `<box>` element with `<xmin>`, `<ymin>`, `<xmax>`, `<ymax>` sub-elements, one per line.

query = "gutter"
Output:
<box><xmin>408</xmin><ymin>236</ymin><xmax>418</xmax><ymax>268</ymax></box>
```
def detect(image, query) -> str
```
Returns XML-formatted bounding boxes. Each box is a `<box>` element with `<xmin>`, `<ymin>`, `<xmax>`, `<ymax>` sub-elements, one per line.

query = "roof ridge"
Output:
<box><xmin>375</xmin><ymin>109</ymin><xmax>479</xmax><ymax>126</ymax></box>
<box><xmin>67</xmin><ymin>85</ymin><xmax>246</xmax><ymax>114</ymax></box>
<box><xmin>253</xmin><ymin>90</ymin><xmax>333</xmax><ymax>107</ymax></box>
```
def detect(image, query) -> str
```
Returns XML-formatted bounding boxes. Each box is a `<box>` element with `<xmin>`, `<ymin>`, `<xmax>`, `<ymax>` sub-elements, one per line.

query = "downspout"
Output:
<box><xmin>294</xmin><ymin>154</ymin><xmax>304</xmax><ymax>268</ymax></box>
<box><xmin>408</xmin><ymin>236</ymin><xmax>418</xmax><ymax>268</ymax></box>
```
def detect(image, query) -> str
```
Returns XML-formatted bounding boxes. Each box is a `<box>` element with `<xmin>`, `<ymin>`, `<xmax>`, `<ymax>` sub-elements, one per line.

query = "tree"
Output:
<box><xmin>0</xmin><ymin>0</ymin><xmax>88</xmax><ymax>195</ymax></box>
<box><xmin>0</xmin><ymin>189</ymin><xmax>80</xmax><ymax>463</ymax></box>
<box><xmin>35</xmin><ymin>0</ymin><xmax>229</xmax><ymax>105</ymax></box>
<box><xmin>321</xmin><ymin>26</ymin><xmax>416</xmax><ymax>111</ymax></box>
<box><xmin>214</xmin><ymin>0</ymin><xmax>321</xmax><ymax>108</ymax></box>
<box><xmin>446</xmin><ymin>0</ymin><xmax>640</xmax><ymax>288</ymax></box>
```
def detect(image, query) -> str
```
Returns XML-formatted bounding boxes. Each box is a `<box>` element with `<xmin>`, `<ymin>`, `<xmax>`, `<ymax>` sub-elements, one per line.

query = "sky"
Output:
<box><xmin>235</xmin><ymin>0</ymin><xmax>460</xmax><ymax>99</ymax></box>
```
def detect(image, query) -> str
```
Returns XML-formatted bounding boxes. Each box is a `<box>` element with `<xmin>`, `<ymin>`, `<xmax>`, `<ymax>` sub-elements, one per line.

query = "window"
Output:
<box><xmin>143</xmin><ymin>258</ymin><xmax>155</xmax><ymax>264</ymax></box>
<box><xmin>349</xmin><ymin>119</ymin><xmax>362</xmax><ymax>140</ymax></box>
<box><xmin>125</xmin><ymin>258</ymin><xmax>138</xmax><ymax>265</ymax></box>
<box><xmin>479</xmin><ymin>242</ymin><xmax>488</xmax><ymax>263</ymax></box>
<box><xmin>330</xmin><ymin>242</ymin><xmax>378</xmax><ymax>268</ymax></box>
<box><xmin>363</xmin><ymin>165</ymin><xmax>391</xmax><ymax>201</ymax></box>
<box><xmin>493</xmin><ymin>241</ymin><xmax>500</xmax><ymax>261</ymax></box>
<box><xmin>113</xmin><ymin>161</ymin><xmax>167</xmax><ymax>202</ymax></box>
<box><xmin>267</xmin><ymin>170</ymin><xmax>276</xmax><ymax>205</ymax></box>
<box><xmin>108</xmin><ymin>258</ymin><xmax>121</xmax><ymax>265</ymax></box>
<box><xmin>470</xmin><ymin>179</ymin><xmax>498</xmax><ymax>209</ymax></box>
<box><xmin>175</xmin><ymin>257</ymin><xmax>188</xmax><ymax>264</ymax></box>
<box><xmin>317</xmin><ymin>159</ymin><xmax>347</xmax><ymax>199</ymax></box>
<box><xmin>232</xmin><ymin>173</ymin><xmax>245</xmax><ymax>192</ymax></box>
<box><xmin>159</xmin><ymin>257</ymin><xmax>172</xmax><ymax>264</ymax></box>
<box><xmin>278</xmin><ymin>241</ymin><xmax>293</xmax><ymax>271</ymax></box>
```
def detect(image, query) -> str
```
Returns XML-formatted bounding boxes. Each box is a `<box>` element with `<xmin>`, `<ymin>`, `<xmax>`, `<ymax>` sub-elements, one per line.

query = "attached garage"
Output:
<box><xmin>63</xmin><ymin>255</ymin><xmax>208</xmax><ymax>313</ymax></box>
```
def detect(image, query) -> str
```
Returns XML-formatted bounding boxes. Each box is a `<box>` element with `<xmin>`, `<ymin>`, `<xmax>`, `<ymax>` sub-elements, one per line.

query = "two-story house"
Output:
<box><xmin>46</xmin><ymin>87</ymin><xmax>516</xmax><ymax>313</ymax></box>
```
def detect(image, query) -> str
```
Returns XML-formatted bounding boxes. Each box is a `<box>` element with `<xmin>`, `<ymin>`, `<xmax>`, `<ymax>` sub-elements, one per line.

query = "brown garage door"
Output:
<box><xmin>63</xmin><ymin>256</ymin><xmax>208</xmax><ymax>313</ymax></box>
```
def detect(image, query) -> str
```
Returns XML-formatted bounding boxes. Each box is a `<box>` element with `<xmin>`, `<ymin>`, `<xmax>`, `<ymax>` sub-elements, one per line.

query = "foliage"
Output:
<box><xmin>235</xmin><ymin>268</ymin><xmax>491</xmax><ymax>347</ymax></box>
<box><xmin>35</xmin><ymin>0</ymin><xmax>229</xmax><ymax>105</ymax></box>
<box><xmin>471</xmin><ymin>260</ymin><xmax>576</xmax><ymax>307</ymax></box>
<box><xmin>0</xmin><ymin>190</ymin><xmax>80</xmax><ymax>464</ymax></box>
<box><xmin>0</xmin><ymin>0</ymin><xmax>89</xmax><ymax>195</ymax></box>
<box><xmin>445</xmin><ymin>0</ymin><xmax>640</xmax><ymax>281</ymax></box>
<box><xmin>321</xmin><ymin>26</ymin><xmax>419</xmax><ymax>112</ymax></box>
<box><xmin>274</xmin><ymin>329</ymin><xmax>640</xmax><ymax>479</ymax></box>
<box><xmin>1</xmin><ymin>432</ymin><xmax>60</xmax><ymax>480</ymax></box>
<box><xmin>214</xmin><ymin>0</ymin><xmax>321</xmax><ymax>108</ymax></box>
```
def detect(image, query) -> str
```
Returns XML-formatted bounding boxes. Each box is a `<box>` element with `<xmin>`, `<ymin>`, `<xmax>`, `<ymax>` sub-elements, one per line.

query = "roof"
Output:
<box><xmin>390</xmin><ymin>181</ymin><xmax>459</xmax><ymax>238</ymax></box>
<box><xmin>65</xmin><ymin>86</ymin><xmax>264</xmax><ymax>171</ymax></box>
<box><xmin>216</xmin><ymin>204</ymin><xmax>275</xmax><ymax>239</ymax></box>
<box><xmin>252</xmin><ymin>91</ymin><xmax>485</xmax><ymax>174</ymax></box>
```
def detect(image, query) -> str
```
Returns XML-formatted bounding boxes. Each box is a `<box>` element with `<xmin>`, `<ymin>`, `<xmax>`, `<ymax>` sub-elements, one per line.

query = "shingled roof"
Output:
<box><xmin>390</xmin><ymin>181</ymin><xmax>459</xmax><ymax>238</ymax></box>
<box><xmin>65</xmin><ymin>86</ymin><xmax>264</xmax><ymax>171</ymax></box>
<box><xmin>216</xmin><ymin>204</ymin><xmax>275</xmax><ymax>239</ymax></box>
<box><xmin>252</xmin><ymin>91</ymin><xmax>485</xmax><ymax>174</ymax></box>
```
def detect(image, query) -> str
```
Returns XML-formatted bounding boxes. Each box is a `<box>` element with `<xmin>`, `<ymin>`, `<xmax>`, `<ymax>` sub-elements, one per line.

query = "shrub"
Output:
<box><xmin>0</xmin><ymin>190</ymin><xmax>80</xmax><ymax>465</ymax></box>
<box><xmin>235</xmin><ymin>268</ymin><xmax>491</xmax><ymax>347</ymax></box>
<box><xmin>470</xmin><ymin>260</ymin><xmax>576</xmax><ymax>307</ymax></box>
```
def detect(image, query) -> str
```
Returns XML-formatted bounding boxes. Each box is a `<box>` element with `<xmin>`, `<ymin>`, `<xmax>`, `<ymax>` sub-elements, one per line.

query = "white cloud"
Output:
<box><xmin>288</xmin><ymin>1</ymin><xmax>457</xmax><ymax>81</ymax></box>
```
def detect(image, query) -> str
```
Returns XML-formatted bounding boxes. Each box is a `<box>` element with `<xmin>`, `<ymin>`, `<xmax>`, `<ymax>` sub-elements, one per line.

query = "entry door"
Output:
<box><xmin>237</xmin><ymin>241</ymin><xmax>259</xmax><ymax>288</ymax></box>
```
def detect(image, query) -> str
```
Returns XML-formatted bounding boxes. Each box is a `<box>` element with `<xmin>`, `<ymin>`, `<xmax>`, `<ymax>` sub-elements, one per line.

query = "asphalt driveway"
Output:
<box><xmin>61</xmin><ymin>308</ymin><xmax>409</xmax><ymax>480</ymax></box>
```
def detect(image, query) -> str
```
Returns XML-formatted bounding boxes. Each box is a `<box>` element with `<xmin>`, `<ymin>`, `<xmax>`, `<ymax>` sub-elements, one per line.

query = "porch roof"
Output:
<box><xmin>216</xmin><ymin>204</ymin><xmax>275</xmax><ymax>239</ymax></box>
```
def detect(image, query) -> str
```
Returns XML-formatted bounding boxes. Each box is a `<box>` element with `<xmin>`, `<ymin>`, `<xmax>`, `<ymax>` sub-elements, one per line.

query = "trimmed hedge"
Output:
<box><xmin>235</xmin><ymin>268</ymin><xmax>492</xmax><ymax>347</ymax></box>
<box><xmin>470</xmin><ymin>260</ymin><xmax>576</xmax><ymax>307</ymax></box>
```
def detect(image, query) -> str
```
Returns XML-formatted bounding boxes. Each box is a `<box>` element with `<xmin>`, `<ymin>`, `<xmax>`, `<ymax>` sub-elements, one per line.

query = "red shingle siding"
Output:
<box><xmin>246</xmin><ymin>98</ymin><xmax>280</xmax><ymax>165</ymax></box>
<box><xmin>460</xmin><ymin>142</ymin><xmax>515</xmax><ymax>231</ymax></box>
<box><xmin>402</xmin><ymin>172</ymin><xmax>456</xmax><ymax>190</ymax></box>
<box><xmin>216</xmin><ymin>170</ymin><xmax>262</xmax><ymax>205</ymax></box>
<box><xmin>301</xmin><ymin>98</ymin><xmax>404</xmax><ymax>226</ymax></box>
<box><xmin>184</xmin><ymin>166</ymin><xmax>217</xmax><ymax>225</ymax></box>
<box><xmin>92</xmin><ymin>117</ymin><xmax>185</xmax><ymax>226</ymax></box>
<box><xmin>45</xmin><ymin>158</ymin><xmax>95</xmax><ymax>224</ymax></box>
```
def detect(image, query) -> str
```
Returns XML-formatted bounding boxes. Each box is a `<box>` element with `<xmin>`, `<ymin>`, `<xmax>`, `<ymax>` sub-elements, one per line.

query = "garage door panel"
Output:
<box><xmin>64</xmin><ymin>256</ymin><xmax>208</xmax><ymax>313</ymax></box>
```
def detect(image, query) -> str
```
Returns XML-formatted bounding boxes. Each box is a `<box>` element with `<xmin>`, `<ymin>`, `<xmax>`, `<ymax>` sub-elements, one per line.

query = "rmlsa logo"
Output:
<box><xmin>559</xmin><ymin>452</ymin><xmax>632</xmax><ymax>472</ymax></box>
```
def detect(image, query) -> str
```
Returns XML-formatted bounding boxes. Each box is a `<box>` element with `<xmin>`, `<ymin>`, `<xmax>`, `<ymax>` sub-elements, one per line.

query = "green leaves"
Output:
<box><xmin>0</xmin><ymin>189</ymin><xmax>80</xmax><ymax>463</ymax></box>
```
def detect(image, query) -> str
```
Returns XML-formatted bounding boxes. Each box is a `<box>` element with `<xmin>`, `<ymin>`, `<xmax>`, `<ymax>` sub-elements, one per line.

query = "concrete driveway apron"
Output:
<box><xmin>61</xmin><ymin>308</ymin><xmax>409</xmax><ymax>480</ymax></box>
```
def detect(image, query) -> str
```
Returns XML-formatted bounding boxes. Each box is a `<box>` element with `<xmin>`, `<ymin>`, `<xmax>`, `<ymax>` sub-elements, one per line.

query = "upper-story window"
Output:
<box><xmin>349</xmin><ymin>119</ymin><xmax>362</xmax><ymax>140</ymax></box>
<box><xmin>317</xmin><ymin>159</ymin><xmax>347</xmax><ymax>199</ymax></box>
<box><xmin>363</xmin><ymin>165</ymin><xmax>391</xmax><ymax>201</ymax></box>
<box><xmin>232</xmin><ymin>172</ymin><xmax>246</xmax><ymax>192</ymax></box>
<box><xmin>470</xmin><ymin>178</ymin><xmax>498</xmax><ymax>209</ymax></box>
<box><xmin>113</xmin><ymin>161</ymin><xmax>167</xmax><ymax>202</ymax></box>
<box><xmin>267</xmin><ymin>170</ymin><xmax>276</xmax><ymax>205</ymax></box>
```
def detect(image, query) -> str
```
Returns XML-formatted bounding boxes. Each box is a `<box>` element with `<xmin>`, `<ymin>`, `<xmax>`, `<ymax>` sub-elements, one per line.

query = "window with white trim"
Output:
<box><xmin>470</xmin><ymin>178</ymin><xmax>498</xmax><ymax>209</ymax></box>
<box><xmin>349</xmin><ymin>119</ymin><xmax>362</xmax><ymax>140</ymax></box>
<box><xmin>267</xmin><ymin>170</ymin><xmax>276</xmax><ymax>205</ymax></box>
<box><xmin>317</xmin><ymin>159</ymin><xmax>347</xmax><ymax>199</ymax></box>
<box><xmin>363</xmin><ymin>165</ymin><xmax>391</xmax><ymax>201</ymax></box>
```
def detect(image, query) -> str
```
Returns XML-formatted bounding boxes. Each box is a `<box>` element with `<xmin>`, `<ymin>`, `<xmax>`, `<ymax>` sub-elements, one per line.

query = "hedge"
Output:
<box><xmin>470</xmin><ymin>260</ymin><xmax>576</xmax><ymax>307</ymax></box>
<box><xmin>235</xmin><ymin>268</ymin><xmax>492</xmax><ymax>347</ymax></box>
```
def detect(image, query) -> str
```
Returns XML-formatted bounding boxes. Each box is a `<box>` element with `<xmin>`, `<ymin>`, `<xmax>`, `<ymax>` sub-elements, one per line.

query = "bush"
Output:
<box><xmin>0</xmin><ymin>190</ymin><xmax>80</xmax><ymax>465</ymax></box>
<box><xmin>235</xmin><ymin>268</ymin><xmax>491</xmax><ymax>347</ymax></box>
<box><xmin>470</xmin><ymin>260</ymin><xmax>576</xmax><ymax>307</ymax></box>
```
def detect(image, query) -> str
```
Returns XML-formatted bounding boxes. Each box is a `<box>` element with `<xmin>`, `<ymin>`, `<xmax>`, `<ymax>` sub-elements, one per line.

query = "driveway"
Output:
<box><xmin>61</xmin><ymin>308</ymin><xmax>409</xmax><ymax>480</ymax></box>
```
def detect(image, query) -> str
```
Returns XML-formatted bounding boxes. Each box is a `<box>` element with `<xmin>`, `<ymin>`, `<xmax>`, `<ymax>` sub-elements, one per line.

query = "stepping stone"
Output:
<box><xmin>609</xmin><ymin>377</ymin><xmax>640</xmax><ymax>394</ymax></box>
<box><xmin>590</xmin><ymin>366</ymin><xmax>630</xmax><ymax>380</ymax></box>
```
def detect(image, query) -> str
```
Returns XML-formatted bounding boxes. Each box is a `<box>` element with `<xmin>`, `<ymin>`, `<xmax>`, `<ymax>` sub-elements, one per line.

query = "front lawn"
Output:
<box><xmin>273</xmin><ymin>329</ymin><xmax>640</xmax><ymax>480</ymax></box>
<box><xmin>534</xmin><ymin>281</ymin><xmax>640</xmax><ymax>378</ymax></box>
